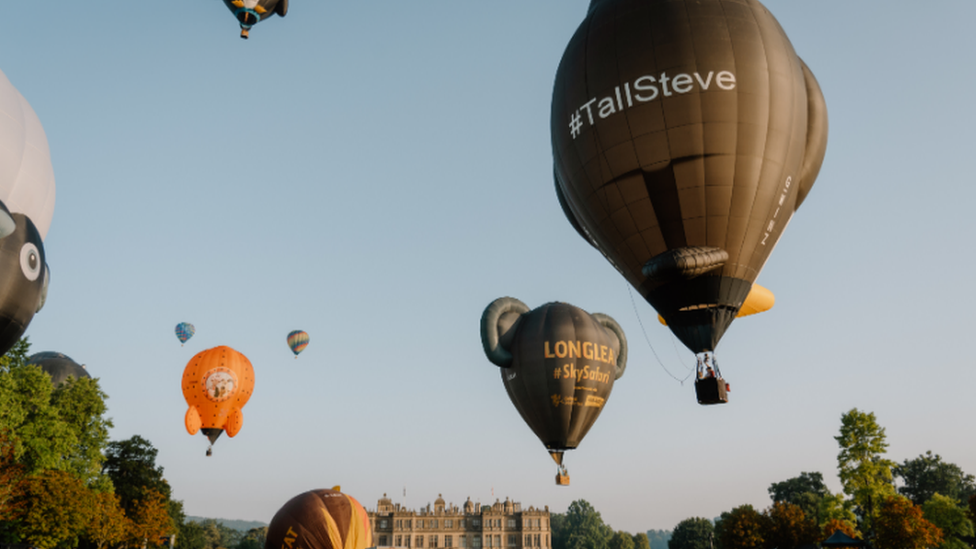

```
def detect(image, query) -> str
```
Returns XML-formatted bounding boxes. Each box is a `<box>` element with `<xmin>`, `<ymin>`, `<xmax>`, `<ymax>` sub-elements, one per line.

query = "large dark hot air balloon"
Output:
<box><xmin>265</xmin><ymin>487</ymin><xmax>372</xmax><ymax>549</ymax></box>
<box><xmin>551</xmin><ymin>0</ymin><xmax>827</xmax><ymax>394</ymax></box>
<box><xmin>221</xmin><ymin>0</ymin><xmax>288</xmax><ymax>39</ymax></box>
<box><xmin>481</xmin><ymin>298</ymin><xmax>627</xmax><ymax>485</ymax></box>
<box><xmin>0</xmin><ymin>213</ymin><xmax>49</xmax><ymax>355</ymax></box>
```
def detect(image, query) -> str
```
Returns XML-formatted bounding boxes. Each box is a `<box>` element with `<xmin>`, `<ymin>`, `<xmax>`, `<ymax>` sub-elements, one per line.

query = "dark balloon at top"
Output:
<box><xmin>28</xmin><ymin>352</ymin><xmax>90</xmax><ymax>386</ymax></box>
<box><xmin>551</xmin><ymin>0</ymin><xmax>827</xmax><ymax>354</ymax></box>
<box><xmin>222</xmin><ymin>0</ymin><xmax>288</xmax><ymax>39</ymax></box>
<box><xmin>0</xmin><ymin>213</ymin><xmax>49</xmax><ymax>356</ymax></box>
<box><xmin>481</xmin><ymin>298</ymin><xmax>627</xmax><ymax>484</ymax></box>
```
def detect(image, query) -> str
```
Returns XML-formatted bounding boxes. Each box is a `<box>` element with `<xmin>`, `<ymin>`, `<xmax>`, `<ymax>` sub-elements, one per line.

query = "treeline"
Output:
<box><xmin>552</xmin><ymin>409</ymin><xmax>976</xmax><ymax>549</ymax></box>
<box><xmin>0</xmin><ymin>338</ymin><xmax>268</xmax><ymax>549</ymax></box>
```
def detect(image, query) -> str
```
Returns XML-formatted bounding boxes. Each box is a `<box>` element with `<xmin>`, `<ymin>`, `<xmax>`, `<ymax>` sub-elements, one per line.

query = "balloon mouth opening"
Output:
<box><xmin>236</xmin><ymin>9</ymin><xmax>259</xmax><ymax>28</ymax></box>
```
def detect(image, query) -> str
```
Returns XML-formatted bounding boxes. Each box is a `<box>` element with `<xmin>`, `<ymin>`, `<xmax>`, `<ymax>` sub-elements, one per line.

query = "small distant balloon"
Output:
<box><xmin>175</xmin><ymin>322</ymin><xmax>195</xmax><ymax>346</ymax></box>
<box><xmin>287</xmin><ymin>330</ymin><xmax>309</xmax><ymax>357</ymax></box>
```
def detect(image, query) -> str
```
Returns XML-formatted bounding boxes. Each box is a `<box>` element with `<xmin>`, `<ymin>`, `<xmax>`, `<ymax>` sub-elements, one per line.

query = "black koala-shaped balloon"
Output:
<box><xmin>0</xmin><ymin>212</ymin><xmax>49</xmax><ymax>355</ymax></box>
<box><xmin>28</xmin><ymin>351</ymin><xmax>89</xmax><ymax>387</ymax></box>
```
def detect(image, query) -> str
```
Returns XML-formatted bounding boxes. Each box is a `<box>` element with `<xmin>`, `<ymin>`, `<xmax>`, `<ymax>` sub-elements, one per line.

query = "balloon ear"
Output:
<box><xmin>0</xmin><ymin>201</ymin><xmax>13</xmax><ymax>240</ymax></box>
<box><xmin>480</xmin><ymin>297</ymin><xmax>530</xmax><ymax>367</ymax></box>
<box><xmin>185</xmin><ymin>406</ymin><xmax>201</xmax><ymax>435</ymax></box>
<box><xmin>36</xmin><ymin>264</ymin><xmax>49</xmax><ymax>313</ymax></box>
<box><xmin>795</xmin><ymin>58</ymin><xmax>828</xmax><ymax>211</ymax></box>
<box><xmin>226</xmin><ymin>408</ymin><xmax>243</xmax><ymax>438</ymax></box>
<box><xmin>591</xmin><ymin>313</ymin><xmax>628</xmax><ymax>380</ymax></box>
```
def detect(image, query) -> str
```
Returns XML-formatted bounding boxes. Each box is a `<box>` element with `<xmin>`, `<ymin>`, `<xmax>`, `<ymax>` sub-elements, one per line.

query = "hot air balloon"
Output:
<box><xmin>221</xmin><ymin>0</ymin><xmax>288</xmax><ymax>39</ymax></box>
<box><xmin>286</xmin><ymin>330</ymin><xmax>309</xmax><ymax>357</ymax></box>
<box><xmin>28</xmin><ymin>351</ymin><xmax>90</xmax><ymax>387</ymax></box>
<box><xmin>175</xmin><ymin>322</ymin><xmax>195</xmax><ymax>346</ymax></box>
<box><xmin>182</xmin><ymin>345</ymin><xmax>255</xmax><ymax>456</ymax></box>
<box><xmin>551</xmin><ymin>0</ymin><xmax>827</xmax><ymax>402</ymax></box>
<box><xmin>481</xmin><ymin>298</ymin><xmax>627</xmax><ymax>485</ymax></box>
<box><xmin>0</xmin><ymin>69</ymin><xmax>55</xmax><ymax>356</ymax></box>
<box><xmin>266</xmin><ymin>487</ymin><xmax>372</xmax><ymax>549</ymax></box>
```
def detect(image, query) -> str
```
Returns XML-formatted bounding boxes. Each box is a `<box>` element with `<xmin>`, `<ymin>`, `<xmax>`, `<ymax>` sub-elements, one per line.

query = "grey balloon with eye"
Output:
<box><xmin>0</xmin><ymin>213</ymin><xmax>49</xmax><ymax>355</ymax></box>
<box><xmin>481</xmin><ymin>297</ymin><xmax>627</xmax><ymax>485</ymax></box>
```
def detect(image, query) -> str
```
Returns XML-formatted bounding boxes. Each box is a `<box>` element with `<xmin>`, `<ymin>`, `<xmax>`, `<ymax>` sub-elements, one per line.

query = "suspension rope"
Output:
<box><xmin>627</xmin><ymin>284</ymin><xmax>694</xmax><ymax>385</ymax></box>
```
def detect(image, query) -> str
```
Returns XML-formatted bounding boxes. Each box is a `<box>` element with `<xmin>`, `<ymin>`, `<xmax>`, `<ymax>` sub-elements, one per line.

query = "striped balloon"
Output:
<box><xmin>287</xmin><ymin>330</ymin><xmax>309</xmax><ymax>357</ymax></box>
<box><xmin>266</xmin><ymin>488</ymin><xmax>372</xmax><ymax>549</ymax></box>
<box><xmin>175</xmin><ymin>322</ymin><xmax>195</xmax><ymax>345</ymax></box>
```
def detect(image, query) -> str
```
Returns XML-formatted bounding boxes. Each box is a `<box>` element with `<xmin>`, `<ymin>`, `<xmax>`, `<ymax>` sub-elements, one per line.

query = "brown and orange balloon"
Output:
<box><xmin>182</xmin><ymin>345</ymin><xmax>254</xmax><ymax>456</ymax></box>
<box><xmin>266</xmin><ymin>487</ymin><xmax>372</xmax><ymax>549</ymax></box>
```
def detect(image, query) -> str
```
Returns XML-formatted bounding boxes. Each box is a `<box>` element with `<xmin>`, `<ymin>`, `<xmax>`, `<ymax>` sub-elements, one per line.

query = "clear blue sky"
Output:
<box><xmin>2</xmin><ymin>0</ymin><xmax>975</xmax><ymax>533</ymax></box>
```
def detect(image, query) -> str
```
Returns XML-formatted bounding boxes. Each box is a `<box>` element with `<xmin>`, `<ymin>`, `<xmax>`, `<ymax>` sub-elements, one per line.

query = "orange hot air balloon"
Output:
<box><xmin>181</xmin><ymin>345</ymin><xmax>254</xmax><ymax>456</ymax></box>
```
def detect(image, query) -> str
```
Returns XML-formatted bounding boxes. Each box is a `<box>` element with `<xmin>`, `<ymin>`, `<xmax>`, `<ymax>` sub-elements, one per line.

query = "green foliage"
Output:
<box><xmin>835</xmin><ymin>408</ymin><xmax>896</xmax><ymax>531</ymax></box>
<box><xmin>608</xmin><ymin>530</ymin><xmax>634</xmax><ymax>549</ymax></box>
<box><xmin>557</xmin><ymin>500</ymin><xmax>612</xmax><ymax>549</ymax></box>
<box><xmin>238</xmin><ymin>526</ymin><xmax>268</xmax><ymax>549</ymax></box>
<box><xmin>921</xmin><ymin>493</ymin><xmax>974</xmax><ymax>549</ymax></box>
<box><xmin>0</xmin><ymin>338</ymin><xmax>113</xmax><ymax>486</ymax></box>
<box><xmin>817</xmin><ymin>491</ymin><xmax>857</xmax><ymax>530</ymax></box>
<box><xmin>715</xmin><ymin>505</ymin><xmax>764</xmax><ymax>549</ymax></box>
<box><xmin>768</xmin><ymin>472</ymin><xmax>829</xmax><ymax>522</ymax></box>
<box><xmin>667</xmin><ymin>518</ymin><xmax>712</xmax><ymax>549</ymax></box>
<box><xmin>178</xmin><ymin>520</ymin><xmax>208</xmax><ymax>549</ymax></box>
<box><xmin>18</xmin><ymin>469</ymin><xmax>94</xmax><ymax>549</ymax></box>
<box><xmin>631</xmin><ymin>532</ymin><xmax>650</xmax><ymax>549</ymax></box>
<box><xmin>102</xmin><ymin>435</ymin><xmax>170</xmax><ymax>514</ymax></box>
<box><xmin>895</xmin><ymin>451</ymin><xmax>976</xmax><ymax>506</ymax></box>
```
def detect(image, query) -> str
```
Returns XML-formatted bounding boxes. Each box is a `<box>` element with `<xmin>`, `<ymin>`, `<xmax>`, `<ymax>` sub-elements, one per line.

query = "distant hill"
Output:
<box><xmin>186</xmin><ymin>516</ymin><xmax>268</xmax><ymax>532</ymax></box>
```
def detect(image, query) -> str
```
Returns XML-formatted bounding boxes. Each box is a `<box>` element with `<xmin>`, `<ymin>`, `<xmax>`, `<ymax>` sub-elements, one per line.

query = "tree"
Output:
<box><xmin>0</xmin><ymin>338</ymin><xmax>113</xmax><ymax>484</ymax></box>
<box><xmin>631</xmin><ymin>532</ymin><xmax>650</xmax><ymax>549</ymax></box>
<box><xmin>0</xmin><ymin>433</ymin><xmax>25</xmax><ymax>522</ymax></box>
<box><xmin>763</xmin><ymin>501</ymin><xmax>820</xmax><ymax>549</ymax></box>
<box><xmin>668</xmin><ymin>518</ymin><xmax>712</xmax><ymax>549</ymax></box>
<box><xmin>645</xmin><ymin>530</ymin><xmax>670</xmax><ymax>549</ymax></box>
<box><xmin>85</xmin><ymin>491</ymin><xmax>128</xmax><ymax>549</ymax></box>
<box><xmin>715</xmin><ymin>505</ymin><xmax>764</xmax><ymax>549</ymax></box>
<box><xmin>178</xmin><ymin>520</ymin><xmax>208</xmax><ymax>549</ymax></box>
<box><xmin>126</xmin><ymin>488</ymin><xmax>175</xmax><ymax>548</ymax></box>
<box><xmin>817</xmin><ymin>492</ymin><xmax>857</xmax><ymax>531</ymax></box>
<box><xmin>17</xmin><ymin>469</ymin><xmax>95</xmax><ymax>549</ymax></box>
<box><xmin>560</xmin><ymin>500</ymin><xmax>612</xmax><ymax>549</ymax></box>
<box><xmin>238</xmin><ymin>526</ymin><xmax>268</xmax><ymax>549</ymax></box>
<box><xmin>102</xmin><ymin>435</ymin><xmax>171</xmax><ymax>514</ymax></box>
<box><xmin>609</xmin><ymin>531</ymin><xmax>634</xmax><ymax>549</ymax></box>
<box><xmin>768</xmin><ymin>472</ymin><xmax>829</xmax><ymax>522</ymax></box>
<box><xmin>895</xmin><ymin>452</ymin><xmax>976</xmax><ymax>506</ymax></box>
<box><xmin>835</xmin><ymin>408</ymin><xmax>896</xmax><ymax>532</ymax></box>
<box><xmin>921</xmin><ymin>493</ymin><xmax>974</xmax><ymax>549</ymax></box>
<box><xmin>874</xmin><ymin>495</ymin><xmax>943</xmax><ymax>549</ymax></box>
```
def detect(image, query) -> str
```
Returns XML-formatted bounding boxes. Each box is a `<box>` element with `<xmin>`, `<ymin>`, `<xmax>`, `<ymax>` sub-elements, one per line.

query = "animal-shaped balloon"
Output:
<box><xmin>481</xmin><ymin>298</ymin><xmax>627</xmax><ymax>485</ymax></box>
<box><xmin>0</xmin><ymin>69</ymin><xmax>55</xmax><ymax>356</ymax></box>
<box><xmin>266</xmin><ymin>487</ymin><xmax>372</xmax><ymax>549</ymax></box>
<box><xmin>182</xmin><ymin>345</ymin><xmax>255</xmax><ymax>456</ymax></box>
<box><xmin>286</xmin><ymin>330</ymin><xmax>309</xmax><ymax>357</ymax></box>
<box><xmin>28</xmin><ymin>351</ymin><xmax>90</xmax><ymax>387</ymax></box>
<box><xmin>175</xmin><ymin>322</ymin><xmax>195</xmax><ymax>346</ymax></box>
<box><xmin>0</xmin><ymin>213</ymin><xmax>49</xmax><ymax>354</ymax></box>
<box><xmin>221</xmin><ymin>0</ymin><xmax>288</xmax><ymax>39</ymax></box>
<box><xmin>551</xmin><ymin>0</ymin><xmax>827</xmax><ymax>360</ymax></box>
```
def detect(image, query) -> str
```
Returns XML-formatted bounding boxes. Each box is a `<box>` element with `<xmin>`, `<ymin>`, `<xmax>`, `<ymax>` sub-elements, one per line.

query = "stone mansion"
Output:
<box><xmin>367</xmin><ymin>494</ymin><xmax>552</xmax><ymax>549</ymax></box>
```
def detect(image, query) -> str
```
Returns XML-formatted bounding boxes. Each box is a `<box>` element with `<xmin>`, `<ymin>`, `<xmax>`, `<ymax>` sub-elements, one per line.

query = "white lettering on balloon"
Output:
<box><xmin>568</xmin><ymin>70</ymin><xmax>736</xmax><ymax>139</ymax></box>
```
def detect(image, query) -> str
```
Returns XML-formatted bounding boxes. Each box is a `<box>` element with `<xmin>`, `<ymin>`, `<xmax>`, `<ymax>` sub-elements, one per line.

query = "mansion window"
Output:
<box><xmin>445</xmin><ymin>536</ymin><xmax>453</xmax><ymax>547</ymax></box>
<box><xmin>417</xmin><ymin>537</ymin><xmax>424</xmax><ymax>548</ymax></box>
<box><xmin>508</xmin><ymin>535</ymin><xmax>516</xmax><ymax>547</ymax></box>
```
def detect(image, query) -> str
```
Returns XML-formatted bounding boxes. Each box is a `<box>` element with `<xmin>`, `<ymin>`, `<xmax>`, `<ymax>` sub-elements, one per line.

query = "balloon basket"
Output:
<box><xmin>555</xmin><ymin>472</ymin><xmax>570</xmax><ymax>486</ymax></box>
<box><xmin>695</xmin><ymin>376</ymin><xmax>728</xmax><ymax>405</ymax></box>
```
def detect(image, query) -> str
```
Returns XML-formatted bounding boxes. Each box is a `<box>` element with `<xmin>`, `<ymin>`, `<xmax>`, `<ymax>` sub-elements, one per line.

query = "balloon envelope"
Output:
<box><xmin>551</xmin><ymin>0</ymin><xmax>827</xmax><ymax>353</ymax></box>
<box><xmin>28</xmin><ymin>351</ymin><xmax>90</xmax><ymax>386</ymax></box>
<box><xmin>0</xmin><ymin>214</ymin><xmax>48</xmax><ymax>355</ymax></box>
<box><xmin>481</xmin><ymin>300</ymin><xmax>627</xmax><ymax>452</ymax></box>
<box><xmin>175</xmin><ymin>322</ymin><xmax>195</xmax><ymax>344</ymax></box>
<box><xmin>265</xmin><ymin>488</ymin><xmax>372</xmax><ymax>549</ymax></box>
<box><xmin>182</xmin><ymin>345</ymin><xmax>255</xmax><ymax>445</ymax></box>
<box><xmin>287</xmin><ymin>330</ymin><xmax>309</xmax><ymax>356</ymax></box>
<box><xmin>0</xmin><ymin>68</ymin><xmax>55</xmax><ymax>240</ymax></box>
